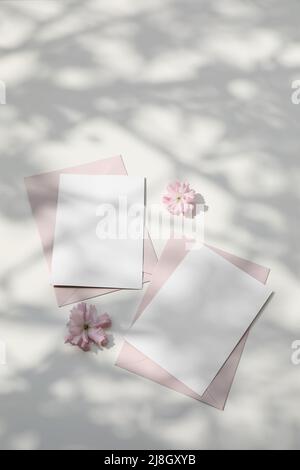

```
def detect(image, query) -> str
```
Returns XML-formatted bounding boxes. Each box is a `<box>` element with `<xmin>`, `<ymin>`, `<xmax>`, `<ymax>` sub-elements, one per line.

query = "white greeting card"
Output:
<box><xmin>126</xmin><ymin>245</ymin><xmax>272</xmax><ymax>396</ymax></box>
<box><xmin>51</xmin><ymin>175</ymin><xmax>145</xmax><ymax>289</ymax></box>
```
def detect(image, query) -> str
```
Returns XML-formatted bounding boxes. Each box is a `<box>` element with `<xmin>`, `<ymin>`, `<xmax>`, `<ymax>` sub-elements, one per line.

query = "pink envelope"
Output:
<box><xmin>116</xmin><ymin>239</ymin><xmax>270</xmax><ymax>410</ymax></box>
<box><xmin>25</xmin><ymin>156</ymin><xmax>158</xmax><ymax>307</ymax></box>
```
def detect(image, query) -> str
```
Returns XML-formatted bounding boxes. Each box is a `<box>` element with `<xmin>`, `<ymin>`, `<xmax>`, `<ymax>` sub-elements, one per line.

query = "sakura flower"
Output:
<box><xmin>163</xmin><ymin>181</ymin><xmax>196</xmax><ymax>217</ymax></box>
<box><xmin>65</xmin><ymin>302</ymin><xmax>112</xmax><ymax>352</ymax></box>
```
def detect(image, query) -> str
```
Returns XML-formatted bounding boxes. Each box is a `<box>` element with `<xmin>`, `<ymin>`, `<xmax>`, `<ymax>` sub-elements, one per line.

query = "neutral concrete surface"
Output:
<box><xmin>0</xmin><ymin>0</ymin><xmax>299</xmax><ymax>450</ymax></box>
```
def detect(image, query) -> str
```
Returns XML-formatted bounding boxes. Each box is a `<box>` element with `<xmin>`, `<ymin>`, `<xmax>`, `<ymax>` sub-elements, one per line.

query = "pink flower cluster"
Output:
<box><xmin>65</xmin><ymin>302</ymin><xmax>111</xmax><ymax>352</ymax></box>
<box><xmin>163</xmin><ymin>181</ymin><xmax>196</xmax><ymax>217</ymax></box>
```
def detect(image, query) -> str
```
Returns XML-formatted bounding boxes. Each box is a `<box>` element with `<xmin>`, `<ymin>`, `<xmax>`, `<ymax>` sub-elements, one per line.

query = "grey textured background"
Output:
<box><xmin>0</xmin><ymin>0</ymin><xmax>299</xmax><ymax>450</ymax></box>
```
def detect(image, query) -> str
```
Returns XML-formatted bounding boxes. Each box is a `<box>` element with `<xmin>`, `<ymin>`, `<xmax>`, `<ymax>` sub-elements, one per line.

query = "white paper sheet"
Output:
<box><xmin>51</xmin><ymin>175</ymin><xmax>145</xmax><ymax>289</ymax></box>
<box><xmin>125</xmin><ymin>245</ymin><xmax>272</xmax><ymax>396</ymax></box>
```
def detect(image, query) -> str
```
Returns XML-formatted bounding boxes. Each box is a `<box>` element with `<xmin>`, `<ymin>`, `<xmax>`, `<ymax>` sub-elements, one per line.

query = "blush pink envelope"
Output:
<box><xmin>116</xmin><ymin>239</ymin><xmax>270</xmax><ymax>410</ymax></box>
<box><xmin>24</xmin><ymin>156</ymin><xmax>158</xmax><ymax>307</ymax></box>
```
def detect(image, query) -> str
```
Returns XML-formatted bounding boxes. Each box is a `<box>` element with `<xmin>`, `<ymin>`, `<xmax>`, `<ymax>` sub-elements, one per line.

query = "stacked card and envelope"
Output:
<box><xmin>25</xmin><ymin>156</ymin><xmax>157</xmax><ymax>306</ymax></box>
<box><xmin>116</xmin><ymin>239</ymin><xmax>272</xmax><ymax>410</ymax></box>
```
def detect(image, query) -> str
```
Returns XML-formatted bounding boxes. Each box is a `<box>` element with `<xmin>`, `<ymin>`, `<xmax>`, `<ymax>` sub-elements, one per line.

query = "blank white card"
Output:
<box><xmin>126</xmin><ymin>246</ymin><xmax>272</xmax><ymax>396</ymax></box>
<box><xmin>51</xmin><ymin>175</ymin><xmax>145</xmax><ymax>289</ymax></box>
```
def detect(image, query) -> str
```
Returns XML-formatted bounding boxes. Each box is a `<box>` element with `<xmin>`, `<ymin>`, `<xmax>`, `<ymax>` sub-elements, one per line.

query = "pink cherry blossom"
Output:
<box><xmin>65</xmin><ymin>302</ymin><xmax>112</xmax><ymax>352</ymax></box>
<box><xmin>163</xmin><ymin>181</ymin><xmax>196</xmax><ymax>216</ymax></box>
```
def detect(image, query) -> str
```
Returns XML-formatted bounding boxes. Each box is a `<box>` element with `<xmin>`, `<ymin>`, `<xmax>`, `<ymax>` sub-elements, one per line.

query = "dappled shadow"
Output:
<box><xmin>0</xmin><ymin>0</ymin><xmax>300</xmax><ymax>450</ymax></box>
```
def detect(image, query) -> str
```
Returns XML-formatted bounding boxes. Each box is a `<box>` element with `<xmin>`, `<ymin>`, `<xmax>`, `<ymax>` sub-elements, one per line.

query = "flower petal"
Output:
<box><xmin>97</xmin><ymin>313</ymin><xmax>112</xmax><ymax>329</ymax></box>
<box><xmin>69</xmin><ymin>303</ymin><xmax>86</xmax><ymax>327</ymax></box>
<box><xmin>68</xmin><ymin>324</ymin><xmax>83</xmax><ymax>336</ymax></box>
<box><xmin>87</xmin><ymin>304</ymin><xmax>98</xmax><ymax>326</ymax></box>
<box><xmin>88</xmin><ymin>327</ymin><xmax>108</xmax><ymax>347</ymax></box>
